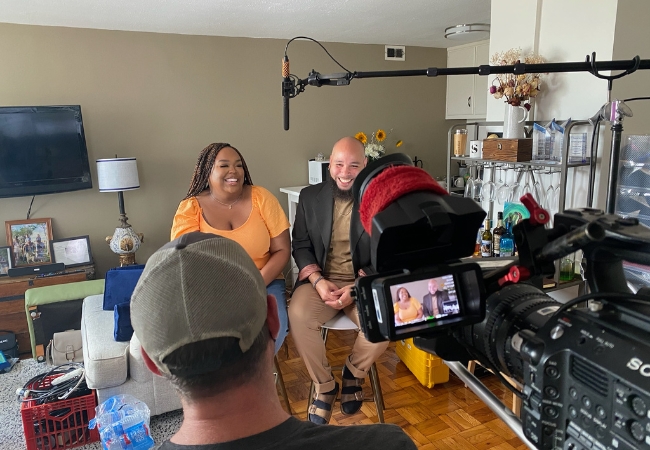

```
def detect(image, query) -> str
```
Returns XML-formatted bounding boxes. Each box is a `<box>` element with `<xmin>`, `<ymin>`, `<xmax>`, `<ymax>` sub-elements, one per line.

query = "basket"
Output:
<box><xmin>20</xmin><ymin>374</ymin><xmax>99</xmax><ymax>450</ymax></box>
<box><xmin>396</xmin><ymin>338</ymin><xmax>449</xmax><ymax>388</ymax></box>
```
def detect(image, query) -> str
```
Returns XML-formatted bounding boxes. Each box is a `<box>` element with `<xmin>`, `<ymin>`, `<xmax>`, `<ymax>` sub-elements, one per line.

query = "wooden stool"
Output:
<box><xmin>307</xmin><ymin>312</ymin><xmax>385</xmax><ymax>423</ymax></box>
<box><xmin>467</xmin><ymin>360</ymin><xmax>522</xmax><ymax>416</ymax></box>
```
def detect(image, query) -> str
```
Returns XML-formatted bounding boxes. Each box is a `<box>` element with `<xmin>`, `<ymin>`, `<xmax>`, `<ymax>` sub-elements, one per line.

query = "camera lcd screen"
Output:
<box><xmin>390</xmin><ymin>274</ymin><xmax>461</xmax><ymax>335</ymax></box>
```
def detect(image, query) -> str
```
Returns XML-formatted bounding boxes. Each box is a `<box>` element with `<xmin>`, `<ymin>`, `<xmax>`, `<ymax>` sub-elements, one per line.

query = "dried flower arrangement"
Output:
<box><xmin>489</xmin><ymin>48</ymin><xmax>545</xmax><ymax>110</ymax></box>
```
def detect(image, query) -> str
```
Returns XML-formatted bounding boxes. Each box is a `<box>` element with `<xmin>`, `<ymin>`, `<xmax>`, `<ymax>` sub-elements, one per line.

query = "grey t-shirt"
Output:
<box><xmin>158</xmin><ymin>417</ymin><xmax>416</xmax><ymax>450</ymax></box>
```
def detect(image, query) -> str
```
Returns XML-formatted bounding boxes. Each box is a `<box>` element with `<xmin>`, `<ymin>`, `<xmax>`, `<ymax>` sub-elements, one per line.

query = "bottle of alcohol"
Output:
<box><xmin>481</xmin><ymin>219</ymin><xmax>492</xmax><ymax>257</ymax></box>
<box><xmin>492</xmin><ymin>212</ymin><xmax>506</xmax><ymax>257</ymax></box>
<box><xmin>474</xmin><ymin>225</ymin><xmax>484</xmax><ymax>257</ymax></box>
<box><xmin>499</xmin><ymin>220</ymin><xmax>514</xmax><ymax>257</ymax></box>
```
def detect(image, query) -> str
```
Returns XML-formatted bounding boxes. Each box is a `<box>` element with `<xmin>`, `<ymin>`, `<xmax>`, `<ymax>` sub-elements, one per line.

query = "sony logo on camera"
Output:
<box><xmin>626</xmin><ymin>357</ymin><xmax>650</xmax><ymax>377</ymax></box>
<box><xmin>0</xmin><ymin>338</ymin><xmax>8</xmax><ymax>345</ymax></box>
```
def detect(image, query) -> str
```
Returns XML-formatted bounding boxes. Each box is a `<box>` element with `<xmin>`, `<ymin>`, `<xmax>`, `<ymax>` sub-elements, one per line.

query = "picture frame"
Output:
<box><xmin>0</xmin><ymin>246</ymin><xmax>12</xmax><ymax>276</ymax></box>
<box><xmin>50</xmin><ymin>235</ymin><xmax>93</xmax><ymax>268</ymax></box>
<box><xmin>5</xmin><ymin>218</ymin><xmax>53</xmax><ymax>267</ymax></box>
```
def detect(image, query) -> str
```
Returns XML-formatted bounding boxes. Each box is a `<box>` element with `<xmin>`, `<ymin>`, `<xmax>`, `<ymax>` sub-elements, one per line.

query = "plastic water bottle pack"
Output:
<box><xmin>89</xmin><ymin>394</ymin><xmax>155</xmax><ymax>450</ymax></box>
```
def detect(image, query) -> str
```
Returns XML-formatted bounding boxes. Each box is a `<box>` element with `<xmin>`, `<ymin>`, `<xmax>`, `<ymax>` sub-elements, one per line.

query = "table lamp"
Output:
<box><xmin>97</xmin><ymin>157</ymin><xmax>144</xmax><ymax>266</ymax></box>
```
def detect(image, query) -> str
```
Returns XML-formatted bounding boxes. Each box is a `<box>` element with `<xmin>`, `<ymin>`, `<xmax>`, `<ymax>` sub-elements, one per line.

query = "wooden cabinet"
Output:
<box><xmin>446</xmin><ymin>40</ymin><xmax>489</xmax><ymax>119</ymax></box>
<box><xmin>0</xmin><ymin>265</ymin><xmax>94</xmax><ymax>358</ymax></box>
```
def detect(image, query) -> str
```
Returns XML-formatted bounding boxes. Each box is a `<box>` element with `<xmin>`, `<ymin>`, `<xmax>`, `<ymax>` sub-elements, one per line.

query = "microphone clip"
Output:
<box><xmin>307</xmin><ymin>70</ymin><xmax>354</xmax><ymax>87</ymax></box>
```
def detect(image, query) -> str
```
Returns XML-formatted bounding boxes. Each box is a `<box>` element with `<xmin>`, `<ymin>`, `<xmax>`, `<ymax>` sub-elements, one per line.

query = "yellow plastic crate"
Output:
<box><xmin>396</xmin><ymin>338</ymin><xmax>449</xmax><ymax>388</ymax></box>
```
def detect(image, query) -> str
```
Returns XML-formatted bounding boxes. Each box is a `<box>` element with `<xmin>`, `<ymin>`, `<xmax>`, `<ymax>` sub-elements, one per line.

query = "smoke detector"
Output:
<box><xmin>385</xmin><ymin>45</ymin><xmax>405</xmax><ymax>61</ymax></box>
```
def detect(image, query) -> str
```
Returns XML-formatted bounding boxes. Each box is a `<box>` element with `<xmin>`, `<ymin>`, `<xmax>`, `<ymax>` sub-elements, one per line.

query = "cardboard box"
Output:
<box><xmin>482</xmin><ymin>138</ymin><xmax>533</xmax><ymax>162</ymax></box>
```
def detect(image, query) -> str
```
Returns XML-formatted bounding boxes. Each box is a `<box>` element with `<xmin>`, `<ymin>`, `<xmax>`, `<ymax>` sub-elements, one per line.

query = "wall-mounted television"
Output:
<box><xmin>0</xmin><ymin>105</ymin><xmax>92</xmax><ymax>198</ymax></box>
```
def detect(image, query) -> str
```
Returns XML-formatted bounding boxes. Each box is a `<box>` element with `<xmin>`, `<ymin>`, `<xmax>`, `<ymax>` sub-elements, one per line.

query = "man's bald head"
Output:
<box><xmin>328</xmin><ymin>137</ymin><xmax>367</xmax><ymax>197</ymax></box>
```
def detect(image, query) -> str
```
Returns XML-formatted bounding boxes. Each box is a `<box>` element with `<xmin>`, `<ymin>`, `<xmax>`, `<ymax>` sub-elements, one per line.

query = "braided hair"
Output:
<box><xmin>184</xmin><ymin>143</ymin><xmax>254</xmax><ymax>200</ymax></box>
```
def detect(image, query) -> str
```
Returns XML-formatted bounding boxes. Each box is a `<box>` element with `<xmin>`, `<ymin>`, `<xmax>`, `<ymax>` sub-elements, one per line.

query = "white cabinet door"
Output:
<box><xmin>472</xmin><ymin>42</ymin><xmax>490</xmax><ymax>119</ymax></box>
<box><xmin>446</xmin><ymin>46</ymin><xmax>475</xmax><ymax>118</ymax></box>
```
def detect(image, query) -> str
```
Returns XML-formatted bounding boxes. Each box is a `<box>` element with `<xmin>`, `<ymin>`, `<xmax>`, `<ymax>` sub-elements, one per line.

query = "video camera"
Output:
<box><xmin>351</xmin><ymin>154</ymin><xmax>650</xmax><ymax>450</ymax></box>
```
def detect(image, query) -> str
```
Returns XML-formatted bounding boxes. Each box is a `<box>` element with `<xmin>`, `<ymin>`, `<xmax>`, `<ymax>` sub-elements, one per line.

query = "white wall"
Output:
<box><xmin>486</xmin><ymin>0</ymin><xmax>620</xmax><ymax>213</ymax></box>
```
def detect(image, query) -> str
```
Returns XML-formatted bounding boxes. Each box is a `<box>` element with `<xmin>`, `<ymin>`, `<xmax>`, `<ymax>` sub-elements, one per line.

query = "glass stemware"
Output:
<box><xmin>511</xmin><ymin>168</ymin><xmax>526</xmax><ymax>202</ymax></box>
<box><xmin>481</xmin><ymin>165</ymin><xmax>496</xmax><ymax>203</ymax></box>
<box><xmin>497</xmin><ymin>166</ymin><xmax>512</xmax><ymax>204</ymax></box>
<box><xmin>532</xmin><ymin>169</ymin><xmax>546</xmax><ymax>208</ymax></box>
<box><xmin>464</xmin><ymin>177</ymin><xmax>475</xmax><ymax>199</ymax></box>
<box><xmin>546</xmin><ymin>183</ymin><xmax>555</xmax><ymax>212</ymax></box>
<box><xmin>473</xmin><ymin>172</ymin><xmax>484</xmax><ymax>202</ymax></box>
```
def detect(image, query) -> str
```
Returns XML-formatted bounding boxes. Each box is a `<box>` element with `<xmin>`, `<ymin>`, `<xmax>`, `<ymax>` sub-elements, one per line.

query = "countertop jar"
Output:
<box><xmin>454</xmin><ymin>129</ymin><xmax>468</xmax><ymax>156</ymax></box>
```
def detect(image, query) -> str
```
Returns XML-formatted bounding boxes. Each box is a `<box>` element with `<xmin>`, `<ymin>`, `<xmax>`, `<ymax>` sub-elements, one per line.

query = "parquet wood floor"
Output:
<box><xmin>276</xmin><ymin>330</ymin><xmax>526</xmax><ymax>450</ymax></box>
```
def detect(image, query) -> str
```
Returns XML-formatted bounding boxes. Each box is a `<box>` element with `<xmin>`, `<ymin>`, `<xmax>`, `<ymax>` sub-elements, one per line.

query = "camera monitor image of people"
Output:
<box><xmin>370</xmin><ymin>262</ymin><xmax>485</xmax><ymax>341</ymax></box>
<box><xmin>392</xmin><ymin>276</ymin><xmax>460</xmax><ymax>327</ymax></box>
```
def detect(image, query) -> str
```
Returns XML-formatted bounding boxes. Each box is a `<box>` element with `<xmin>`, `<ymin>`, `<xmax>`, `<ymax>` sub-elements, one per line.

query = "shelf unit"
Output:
<box><xmin>446</xmin><ymin>120</ymin><xmax>597</xmax><ymax>288</ymax></box>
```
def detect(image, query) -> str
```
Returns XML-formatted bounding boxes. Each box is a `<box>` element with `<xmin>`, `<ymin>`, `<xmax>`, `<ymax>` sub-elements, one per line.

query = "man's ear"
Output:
<box><xmin>141</xmin><ymin>347</ymin><xmax>163</xmax><ymax>376</ymax></box>
<box><xmin>266</xmin><ymin>294</ymin><xmax>280</xmax><ymax>340</ymax></box>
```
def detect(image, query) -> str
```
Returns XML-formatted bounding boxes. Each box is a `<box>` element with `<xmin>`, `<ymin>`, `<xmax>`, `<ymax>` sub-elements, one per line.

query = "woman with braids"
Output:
<box><xmin>171</xmin><ymin>143</ymin><xmax>291</xmax><ymax>353</ymax></box>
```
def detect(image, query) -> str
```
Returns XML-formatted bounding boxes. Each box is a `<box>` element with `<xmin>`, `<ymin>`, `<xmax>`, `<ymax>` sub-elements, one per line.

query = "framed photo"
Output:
<box><xmin>0</xmin><ymin>246</ymin><xmax>12</xmax><ymax>276</ymax></box>
<box><xmin>50</xmin><ymin>235</ymin><xmax>93</xmax><ymax>268</ymax></box>
<box><xmin>5</xmin><ymin>218</ymin><xmax>53</xmax><ymax>267</ymax></box>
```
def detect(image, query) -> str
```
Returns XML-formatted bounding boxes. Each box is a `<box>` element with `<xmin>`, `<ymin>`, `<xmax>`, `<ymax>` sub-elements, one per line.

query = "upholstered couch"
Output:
<box><xmin>81</xmin><ymin>294</ymin><xmax>182</xmax><ymax>415</ymax></box>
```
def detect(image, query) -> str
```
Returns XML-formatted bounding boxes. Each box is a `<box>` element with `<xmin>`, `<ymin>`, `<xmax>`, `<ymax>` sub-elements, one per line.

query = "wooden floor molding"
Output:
<box><xmin>276</xmin><ymin>330</ymin><xmax>526</xmax><ymax>450</ymax></box>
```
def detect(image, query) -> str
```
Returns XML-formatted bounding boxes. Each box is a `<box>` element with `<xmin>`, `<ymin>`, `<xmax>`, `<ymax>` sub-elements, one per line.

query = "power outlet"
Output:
<box><xmin>385</xmin><ymin>45</ymin><xmax>405</xmax><ymax>61</ymax></box>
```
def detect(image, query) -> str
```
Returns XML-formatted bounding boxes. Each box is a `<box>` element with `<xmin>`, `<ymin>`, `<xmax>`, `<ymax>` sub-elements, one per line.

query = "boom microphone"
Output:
<box><xmin>282</xmin><ymin>56</ymin><xmax>290</xmax><ymax>130</ymax></box>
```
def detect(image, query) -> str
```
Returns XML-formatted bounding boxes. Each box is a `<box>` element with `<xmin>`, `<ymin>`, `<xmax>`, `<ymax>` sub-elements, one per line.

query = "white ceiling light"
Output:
<box><xmin>444</xmin><ymin>23</ymin><xmax>490</xmax><ymax>41</ymax></box>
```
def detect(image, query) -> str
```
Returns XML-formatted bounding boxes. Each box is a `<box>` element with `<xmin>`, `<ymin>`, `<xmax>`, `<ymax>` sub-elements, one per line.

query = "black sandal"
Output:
<box><xmin>340</xmin><ymin>367</ymin><xmax>364</xmax><ymax>415</ymax></box>
<box><xmin>308</xmin><ymin>382</ymin><xmax>339</xmax><ymax>425</ymax></box>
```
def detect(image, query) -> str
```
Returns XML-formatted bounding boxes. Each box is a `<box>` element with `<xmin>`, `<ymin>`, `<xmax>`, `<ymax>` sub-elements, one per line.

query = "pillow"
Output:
<box><xmin>102</xmin><ymin>264</ymin><xmax>145</xmax><ymax>311</ymax></box>
<box><xmin>114</xmin><ymin>303</ymin><xmax>134</xmax><ymax>342</ymax></box>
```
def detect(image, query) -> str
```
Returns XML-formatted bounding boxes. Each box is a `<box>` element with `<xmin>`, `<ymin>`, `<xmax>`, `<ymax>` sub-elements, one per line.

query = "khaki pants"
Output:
<box><xmin>288</xmin><ymin>280</ymin><xmax>389</xmax><ymax>394</ymax></box>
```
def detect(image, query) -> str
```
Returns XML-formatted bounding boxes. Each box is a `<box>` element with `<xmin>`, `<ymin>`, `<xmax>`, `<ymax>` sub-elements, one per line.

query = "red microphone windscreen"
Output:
<box><xmin>359</xmin><ymin>165</ymin><xmax>448</xmax><ymax>235</ymax></box>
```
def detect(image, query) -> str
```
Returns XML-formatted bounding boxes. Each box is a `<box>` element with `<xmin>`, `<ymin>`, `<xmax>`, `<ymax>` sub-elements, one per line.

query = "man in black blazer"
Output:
<box><xmin>422</xmin><ymin>278</ymin><xmax>450</xmax><ymax>318</ymax></box>
<box><xmin>288</xmin><ymin>137</ymin><xmax>389</xmax><ymax>425</ymax></box>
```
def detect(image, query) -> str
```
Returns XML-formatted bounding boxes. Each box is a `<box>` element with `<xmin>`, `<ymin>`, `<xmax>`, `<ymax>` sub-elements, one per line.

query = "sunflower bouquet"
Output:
<box><xmin>354</xmin><ymin>128</ymin><xmax>403</xmax><ymax>162</ymax></box>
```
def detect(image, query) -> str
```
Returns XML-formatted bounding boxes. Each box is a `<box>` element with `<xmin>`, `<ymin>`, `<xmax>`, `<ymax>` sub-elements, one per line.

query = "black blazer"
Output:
<box><xmin>422</xmin><ymin>290</ymin><xmax>450</xmax><ymax>317</ymax></box>
<box><xmin>291</xmin><ymin>182</ymin><xmax>372</xmax><ymax>290</ymax></box>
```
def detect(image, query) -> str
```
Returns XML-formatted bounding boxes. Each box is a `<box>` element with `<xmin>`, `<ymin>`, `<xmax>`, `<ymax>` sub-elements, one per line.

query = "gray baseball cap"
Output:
<box><xmin>130</xmin><ymin>232</ymin><xmax>267</xmax><ymax>377</ymax></box>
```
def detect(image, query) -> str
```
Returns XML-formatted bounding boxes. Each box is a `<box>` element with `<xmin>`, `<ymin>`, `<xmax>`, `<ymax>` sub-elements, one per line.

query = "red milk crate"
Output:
<box><xmin>20</xmin><ymin>374</ymin><xmax>100</xmax><ymax>450</ymax></box>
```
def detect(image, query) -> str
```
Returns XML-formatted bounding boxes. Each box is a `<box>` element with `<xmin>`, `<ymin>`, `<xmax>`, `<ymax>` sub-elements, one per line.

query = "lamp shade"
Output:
<box><xmin>444</xmin><ymin>23</ymin><xmax>490</xmax><ymax>41</ymax></box>
<box><xmin>97</xmin><ymin>158</ymin><xmax>140</xmax><ymax>192</ymax></box>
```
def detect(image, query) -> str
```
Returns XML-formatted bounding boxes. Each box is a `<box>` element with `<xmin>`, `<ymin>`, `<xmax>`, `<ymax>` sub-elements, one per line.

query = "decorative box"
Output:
<box><xmin>482</xmin><ymin>138</ymin><xmax>533</xmax><ymax>162</ymax></box>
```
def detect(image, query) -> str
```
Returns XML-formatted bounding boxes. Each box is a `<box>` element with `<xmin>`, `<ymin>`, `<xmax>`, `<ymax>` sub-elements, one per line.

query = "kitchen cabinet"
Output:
<box><xmin>446</xmin><ymin>40</ymin><xmax>489</xmax><ymax>119</ymax></box>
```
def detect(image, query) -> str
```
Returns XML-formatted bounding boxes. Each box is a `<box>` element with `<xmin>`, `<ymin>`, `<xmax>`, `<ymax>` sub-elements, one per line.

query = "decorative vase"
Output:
<box><xmin>503</xmin><ymin>104</ymin><xmax>528</xmax><ymax>139</ymax></box>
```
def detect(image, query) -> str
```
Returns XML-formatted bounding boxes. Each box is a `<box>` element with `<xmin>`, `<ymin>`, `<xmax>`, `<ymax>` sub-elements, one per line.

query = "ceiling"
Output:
<box><xmin>0</xmin><ymin>0</ymin><xmax>491</xmax><ymax>48</ymax></box>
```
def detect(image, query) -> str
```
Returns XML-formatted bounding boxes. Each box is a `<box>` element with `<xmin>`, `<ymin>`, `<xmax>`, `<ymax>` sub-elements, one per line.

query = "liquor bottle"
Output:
<box><xmin>492</xmin><ymin>212</ymin><xmax>506</xmax><ymax>257</ymax></box>
<box><xmin>474</xmin><ymin>225</ymin><xmax>484</xmax><ymax>257</ymax></box>
<box><xmin>499</xmin><ymin>220</ymin><xmax>514</xmax><ymax>257</ymax></box>
<box><xmin>481</xmin><ymin>219</ymin><xmax>492</xmax><ymax>257</ymax></box>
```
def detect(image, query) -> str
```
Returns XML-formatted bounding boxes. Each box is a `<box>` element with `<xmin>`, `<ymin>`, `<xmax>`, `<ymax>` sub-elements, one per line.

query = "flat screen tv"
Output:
<box><xmin>0</xmin><ymin>105</ymin><xmax>92</xmax><ymax>198</ymax></box>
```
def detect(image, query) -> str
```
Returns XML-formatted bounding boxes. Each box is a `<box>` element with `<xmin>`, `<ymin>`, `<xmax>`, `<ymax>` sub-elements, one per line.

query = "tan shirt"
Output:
<box><xmin>323</xmin><ymin>198</ymin><xmax>355</xmax><ymax>283</ymax></box>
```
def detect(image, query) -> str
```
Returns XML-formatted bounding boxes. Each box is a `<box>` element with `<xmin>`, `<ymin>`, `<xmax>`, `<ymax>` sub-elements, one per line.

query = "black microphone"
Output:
<box><xmin>282</xmin><ymin>56</ymin><xmax>290</xmax><ymax>130</ymax></box>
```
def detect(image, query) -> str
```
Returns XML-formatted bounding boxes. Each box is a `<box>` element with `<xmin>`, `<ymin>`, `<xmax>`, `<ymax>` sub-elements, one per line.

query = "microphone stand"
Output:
<box><xmin>286</xmin><ymin>53</ymin><xmax>649</xmax><ymax>214</ymax></box>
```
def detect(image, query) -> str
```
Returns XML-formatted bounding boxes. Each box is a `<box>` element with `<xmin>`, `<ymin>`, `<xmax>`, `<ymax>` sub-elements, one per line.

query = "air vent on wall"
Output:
<box><xmin>385</xmin><ymin>45</ymin><xmax>405</xmax><ymax>61</ymax></box>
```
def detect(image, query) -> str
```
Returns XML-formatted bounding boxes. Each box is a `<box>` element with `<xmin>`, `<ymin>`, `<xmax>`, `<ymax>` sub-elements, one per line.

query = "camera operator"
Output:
<box><xmin>130</xmin><ymin>232</ymin><xmax>416</xmax><ymax>449</ymax></box>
